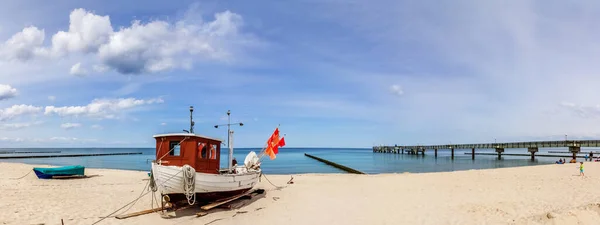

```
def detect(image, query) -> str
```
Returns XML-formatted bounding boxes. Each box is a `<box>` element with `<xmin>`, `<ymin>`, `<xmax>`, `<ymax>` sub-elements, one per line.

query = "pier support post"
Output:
<box><xmin>451</xmin><ymin>148</ymin><xmax>454</xmax><ymax>160</ymax></box>
<box><xmin>495</xmin><ymin>148</ymin><xmax>504</xmax><ymax>160</ymax></box>
<box><xmin>434</xmin><ymin>148</ymin><xmax>438</xmax><ymax>158</ymax></box>
<box><xmin>421</xmin><ymin>148</ymin><xmax>425</xmax><ymax>156</ymax></box>
<box><xmin>569</xmin><ymin>146</ymin><xmax>581</xmax><ymax>160</ymax></box>
<box><xmin>471</xmin><ymin>148</ymin><xmax>475</xmax><ymax>160</ymax></box>
<box><xmin>528</xmin><ymin>147</ymin><xmax>539</xmax><ymax>161</ymax></box>
<box><xmin>401</xmin><ymin>149</ymin><xmax>404</xmax><ymax>154</ymax></box>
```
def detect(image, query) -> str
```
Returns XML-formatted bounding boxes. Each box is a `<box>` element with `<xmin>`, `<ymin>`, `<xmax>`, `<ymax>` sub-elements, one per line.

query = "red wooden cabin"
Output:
<box><xmin>153</xmin><ymin>133</ymin><xmax>222</xmax><ymax>174</ymax></box>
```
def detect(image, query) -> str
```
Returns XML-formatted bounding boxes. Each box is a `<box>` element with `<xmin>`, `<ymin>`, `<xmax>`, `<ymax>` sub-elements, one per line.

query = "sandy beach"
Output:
<box><xmin>2</xmin><ymin>162</ymin><xmax>600</xmax><ymax>225</ymax></box>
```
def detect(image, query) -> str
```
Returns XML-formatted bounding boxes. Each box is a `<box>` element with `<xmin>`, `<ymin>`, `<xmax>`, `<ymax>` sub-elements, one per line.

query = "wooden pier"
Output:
<box><xmin>373</xmin><ymin>140</ymin><xmax>600</xmax><ymax>160</ymax></box>
<box><xmin>0</xmin><ymin>152</ymin><xmax>143</xmax><ymax>159</ymax></box>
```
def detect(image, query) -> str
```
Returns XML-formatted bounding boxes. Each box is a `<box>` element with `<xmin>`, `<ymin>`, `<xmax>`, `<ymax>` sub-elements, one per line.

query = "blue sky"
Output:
<box><xmin>1</xmin><ymin>0</ymin><xmax>600</xmax><ymax>148</ymax></box>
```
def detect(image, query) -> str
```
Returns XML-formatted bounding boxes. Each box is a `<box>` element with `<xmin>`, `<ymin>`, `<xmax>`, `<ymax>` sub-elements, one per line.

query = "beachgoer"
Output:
<box><xmin>232</xmin><ymin>158</ymin><xmax>238</xmax><ymax>167</ymax></box>
<box><xmin>585</xmin><ymin>154</ymin><xmax>589</xmax><ymax>161</ymax></box>
<box><xmin>579</xmin><ymin>162</ymin><xmax>584</xmax><ymax>176</ymax></box>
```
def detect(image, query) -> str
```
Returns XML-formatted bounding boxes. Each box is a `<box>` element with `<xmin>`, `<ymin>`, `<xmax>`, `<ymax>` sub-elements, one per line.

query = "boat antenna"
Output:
<box><xmin>189</xmin><ymin>106</ymin><xmax>195</xmax><ymax>134</ymax></box>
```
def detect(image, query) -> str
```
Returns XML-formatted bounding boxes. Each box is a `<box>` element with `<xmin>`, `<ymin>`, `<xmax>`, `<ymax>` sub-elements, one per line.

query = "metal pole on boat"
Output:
<box><xmin>214</xmin><ymin>110</ymin><xmax>243</xmax><ymax>171</ymax></box>
<box><xmin>227</xmin><ymin>110</ymin><xmax>232</xmax><ymax>170</ymax></box>
<box><xmin>190</xmin><ymin>106</ymin><xmax>195</xmax><ymax>134</ymax></box>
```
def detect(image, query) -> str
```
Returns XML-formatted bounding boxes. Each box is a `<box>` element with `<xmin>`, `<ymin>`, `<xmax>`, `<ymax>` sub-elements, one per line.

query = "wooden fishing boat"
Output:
<box><xmin>150</xmin><ymin>107</ymin><xmax>264</xmax><ymax>205</ymax></box>
<box><xmin>33</xmin><ymin>165</ymin><xmax>85</xmax><ymax>179</ymax></box>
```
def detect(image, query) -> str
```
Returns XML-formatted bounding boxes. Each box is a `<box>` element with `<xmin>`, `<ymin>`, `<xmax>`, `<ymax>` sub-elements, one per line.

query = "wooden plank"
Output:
<box><xmin>200</xmin><ymin>189</ymin><xmax>254</xmax><ymax>211</ymax></box>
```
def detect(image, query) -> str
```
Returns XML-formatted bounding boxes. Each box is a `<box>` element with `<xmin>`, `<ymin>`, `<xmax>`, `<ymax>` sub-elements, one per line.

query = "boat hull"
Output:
<box><xmin>151</xmin><ymin>163</ymin><xmax>261</xmax><ymax>202</ymax></box>
<box><xmin>33</xmin><ymin>165</ymin><xmax>85</xmax><ymax>179</ymax></box>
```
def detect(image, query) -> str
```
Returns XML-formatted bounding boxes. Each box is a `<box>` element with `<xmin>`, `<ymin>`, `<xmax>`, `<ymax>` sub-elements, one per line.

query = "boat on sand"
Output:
<box><xmin>151</xmin><ymin>107</ymin><xmax>281</xmax><ymax>206</ymax></box>
<box><xmin>33</xmin><ymin>165</ymin><xmax>85</xmax><ymax>179</ymax></box>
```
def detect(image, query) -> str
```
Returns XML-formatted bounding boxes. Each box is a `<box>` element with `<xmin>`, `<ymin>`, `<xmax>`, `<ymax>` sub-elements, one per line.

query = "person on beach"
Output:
<box><xmin>579</xmin><ymin>162</ymin><xmax>584</xmax><ymax>176</ymax></box>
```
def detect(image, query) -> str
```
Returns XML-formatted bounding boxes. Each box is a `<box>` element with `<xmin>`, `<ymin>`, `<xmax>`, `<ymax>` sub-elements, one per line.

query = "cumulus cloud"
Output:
<box><xmin>60</xmin><ymin>122</ymin><xmax>82</xmax><ymax>129</ymax></box>
<box><xmin>0</xmin><ymin>84</ymin><xmax>18</xmax><ymax>100</ymax></box>
<box><xmin>97</xmin><ymin>10</ymin><xmax>244</xmax><ymax>74</ymax></box>
<box><xmin>44</xmin><ymin>97</ymin><xmax>164</xmax><ymax>119</ymax></box>
<box><xmin>51</xmin><ymin>8</ymin><xmax>113</xmax><ymax>56</ymax></box>
<box><xmin>69</xmin><ymin>62</ymin><xmax>87</xmax><ymax>76</ymax></box>
<box><xmin>0</xmin><ymin>26</ymin><xmax>47</xmax><ymax>61</ymax></box>
<box><xmin>0</xmin><ymin>105</ymin><xmax>42</xmax><ymax>121</ymax></box>
<box><xmin>160</xmin><ymin>122</ymin><xmax>167</xmax><ymax>126</ymax></box>
<box><xmin>390</xmin><ymin>84</ymin><xmax>403</xmax><ymax>96</ymax></box>
<box><xmin>48</xmin><ymin>96</ymin><xmax>56</xmax><ymax>102</ymax></box>
<box><xmin>0</xmin><ymin>7</ymin><xmax>254</xmax><ymax>75</ymax></box>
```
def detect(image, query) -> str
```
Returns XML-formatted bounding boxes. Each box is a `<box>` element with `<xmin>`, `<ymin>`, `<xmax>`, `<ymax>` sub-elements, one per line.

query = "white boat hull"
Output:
<box><xmin>151</xmin><ymin>163</ymin><xmax>261</xmax><ymax>195</ymax></box>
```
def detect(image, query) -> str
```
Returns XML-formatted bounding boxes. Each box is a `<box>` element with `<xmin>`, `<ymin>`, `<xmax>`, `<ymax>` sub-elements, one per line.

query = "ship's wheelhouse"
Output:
<box><xmin>153</xmin><ymin>133</ymin><xmax>222</xmax><ymax>174</ymax></box>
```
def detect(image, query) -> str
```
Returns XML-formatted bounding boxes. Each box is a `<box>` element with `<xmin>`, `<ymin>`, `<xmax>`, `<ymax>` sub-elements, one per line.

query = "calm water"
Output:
<box><xmin>0</xmin><ymin>147</ymin><xmax>591</xmax><ymax>174</ymax></box>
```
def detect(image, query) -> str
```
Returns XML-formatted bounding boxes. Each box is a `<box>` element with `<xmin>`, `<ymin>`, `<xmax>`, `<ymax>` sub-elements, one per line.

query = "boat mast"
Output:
<box><xmin>189</xmin><ymin>106</ymin><xmax>195</xmax><ymax>133</ymax></box>
<box><xmin>227</xmin><ymin>110</ymin><xmax>232</xmax><ymax>169</ymax></box>
<box><xmin>214</xmin><ymin>110</ymin><xmax>243</xmax><ymax>171</ymax></box>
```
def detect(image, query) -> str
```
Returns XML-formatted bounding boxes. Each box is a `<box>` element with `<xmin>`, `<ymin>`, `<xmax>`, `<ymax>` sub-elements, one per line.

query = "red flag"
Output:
<box><xmin>275</xmin><ymin>137</ymin><xmax>286</xmax><ymax>154</ymax></box>
<box><xmin>265</xmin><ymin>128</ymin><xmax>285</xmax><ymax>160</ymax></box>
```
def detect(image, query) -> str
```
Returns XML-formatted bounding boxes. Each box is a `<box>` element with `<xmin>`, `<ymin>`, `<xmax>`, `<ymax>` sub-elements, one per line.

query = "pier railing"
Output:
<box><xmin>373</xmin><ymin>140</ymin><xmax>600</xmax><ymax>160</ymax></box>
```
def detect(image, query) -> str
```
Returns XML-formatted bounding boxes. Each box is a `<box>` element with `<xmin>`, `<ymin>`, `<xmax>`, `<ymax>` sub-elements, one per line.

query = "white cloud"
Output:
<box><xmin>0</xmin><ymin>26</ymin><xmax>47</xmax><ymax>61</ymax></box>
<box><xmin>50</xmin><ymin>8</ymin><xmax>113</xmax><ymax>56</ymax></box>
<box><xmin>69</xmin><ymin>62</ymin><xmax>87</xmax><ymax>76</ymax></box>
<box><xmin>0</xmin><ymin>7</ymin><xmax>255</xmax><ymax>75</ymax></box>
<box><xmin>60</xmin><ymin>122</ymin><xmax>81</xmax><ymax>129</ymax></box>
<box><xmin>91</xmin><ymin>124</ymin><xmax>103</xmax><ymax>129</ymax></box>
<box><xmin>390</xmin><ymin>84</ymin><xmax>403</xmax><ymax>96</ymax></box>
<box><xmin>0</xmin><ymin>121</ymin><xmax>43</xmax><ymax>130</ymax></box>
<box><xmin>44</xmin><ymin>97</ymin><xmax>164</xmax><ymax>119</ymax></box>
<box><xmin>160</xmin><ymin>122</ymin><xmax>167</xmax><ymax>126</ymax></box>
<box><xmin>97</xmin><ymin>10</ymin><xmax>245</xmax><ymax>74</ymax></box>
<box><xmin>0</xmin><ymin>104</ymin><xmax>42</xmax><ymax>121</ymax></box>
<box><xmin>48</xmin><ymin>96</ymin><xmax>56</xmax><ymax>102</ymax></box>
<box><xmin>0</xmin><ymin>84</ymin><xmax>17</xmax><ymax>100</ymax></box>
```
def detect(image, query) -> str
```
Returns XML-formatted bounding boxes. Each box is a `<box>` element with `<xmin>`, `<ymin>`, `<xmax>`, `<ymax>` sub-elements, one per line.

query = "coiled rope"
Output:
<box><xmin>182</xmin><ymin>164</ymin><xmax>196</xmax><ymax>205</ymax></box>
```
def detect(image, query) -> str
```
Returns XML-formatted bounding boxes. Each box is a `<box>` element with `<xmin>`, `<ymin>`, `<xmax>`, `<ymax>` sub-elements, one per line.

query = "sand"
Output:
<box><xmin>1</xmin><ymin>162</ymin><xmax>600</xmax><ymax>225</ymax></box>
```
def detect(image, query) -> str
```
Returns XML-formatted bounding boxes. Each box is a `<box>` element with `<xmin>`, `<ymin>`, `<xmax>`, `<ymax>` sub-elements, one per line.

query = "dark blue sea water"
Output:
<box><xmin>0</xmin><ymin>147</ymin><xmax>592</xmax><ymax>174</ymax></box>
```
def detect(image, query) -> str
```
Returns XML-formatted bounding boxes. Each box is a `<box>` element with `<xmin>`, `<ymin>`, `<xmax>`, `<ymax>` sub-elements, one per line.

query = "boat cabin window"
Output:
<box><xmin>198</xmin><ymin>142</ymin><xmax>208</xmax><ymax>159</ymax></box>
<box><xmin>169</xmin><ymin>141</ymin><xmax>181</xmax><ymax>156</ymax></box>
<box><xmin>209</xmin><ymin>144</ymin><xmax>217</xmax><ymax>159</ymax></box>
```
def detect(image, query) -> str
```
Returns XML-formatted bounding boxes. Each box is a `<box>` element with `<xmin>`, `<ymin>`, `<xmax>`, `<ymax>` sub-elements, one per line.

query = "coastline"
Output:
<box><xmin>1</xmin><ymin>162</ymin><xmax>600</xmax><ymax>224</ymax></box>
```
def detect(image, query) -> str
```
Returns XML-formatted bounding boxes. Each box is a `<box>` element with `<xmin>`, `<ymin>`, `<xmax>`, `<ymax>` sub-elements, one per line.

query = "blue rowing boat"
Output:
<box><xmin>33</xmin><ymin>165</ymin><xmax>85</xmax><ymax>179</ymax></box>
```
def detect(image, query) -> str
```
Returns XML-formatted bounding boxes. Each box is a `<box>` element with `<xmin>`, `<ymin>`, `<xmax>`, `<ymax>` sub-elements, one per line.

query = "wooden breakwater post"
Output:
<box><xmin>304</xmin><ymin>153</ymin><xmax>365</xmax><ymax>174</ymax></box>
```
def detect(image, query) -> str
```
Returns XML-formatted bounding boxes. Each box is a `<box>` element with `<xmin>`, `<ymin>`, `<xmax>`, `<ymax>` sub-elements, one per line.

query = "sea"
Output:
<box><xmin>0</xmin><ymin>147</ymin><xmax>589</xmax><ymax>174</ymax></box>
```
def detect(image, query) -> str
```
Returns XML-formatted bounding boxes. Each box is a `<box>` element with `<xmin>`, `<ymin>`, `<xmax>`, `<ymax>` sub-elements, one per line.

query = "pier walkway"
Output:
<box><xmin>373</xmin><ymin>140</ymin><xmax>600</xmax><ymax>160</ymax></box>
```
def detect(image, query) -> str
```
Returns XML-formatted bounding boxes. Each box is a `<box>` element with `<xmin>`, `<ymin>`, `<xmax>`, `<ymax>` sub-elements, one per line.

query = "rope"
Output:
<box><xmin>260</xmin><ymin>173</ymin><xmax>283</xmax><ymax>190</ymax></box>
<box><xmin>182</xmin><ymin>164</ymin><xmax>196</xmax><ymax>205</ymax></box>
<box><xmin>149</xmin><ymin>172</ymin><xmax>157</xmax><ymax>192</ymax></box>
<box><xmin>92</xmin><ymin>170</ymin><xmax>182</xmax><ymax>225</ymax></box>
<box><xmin>10</xmin><ymin>170</ymin><xmax>33</xmax><ymax>180</ymax></box>
<box><xmin>116</xmin><ymin>177</ymin><xmax>151</xmax><ymax>217</ymax></box>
